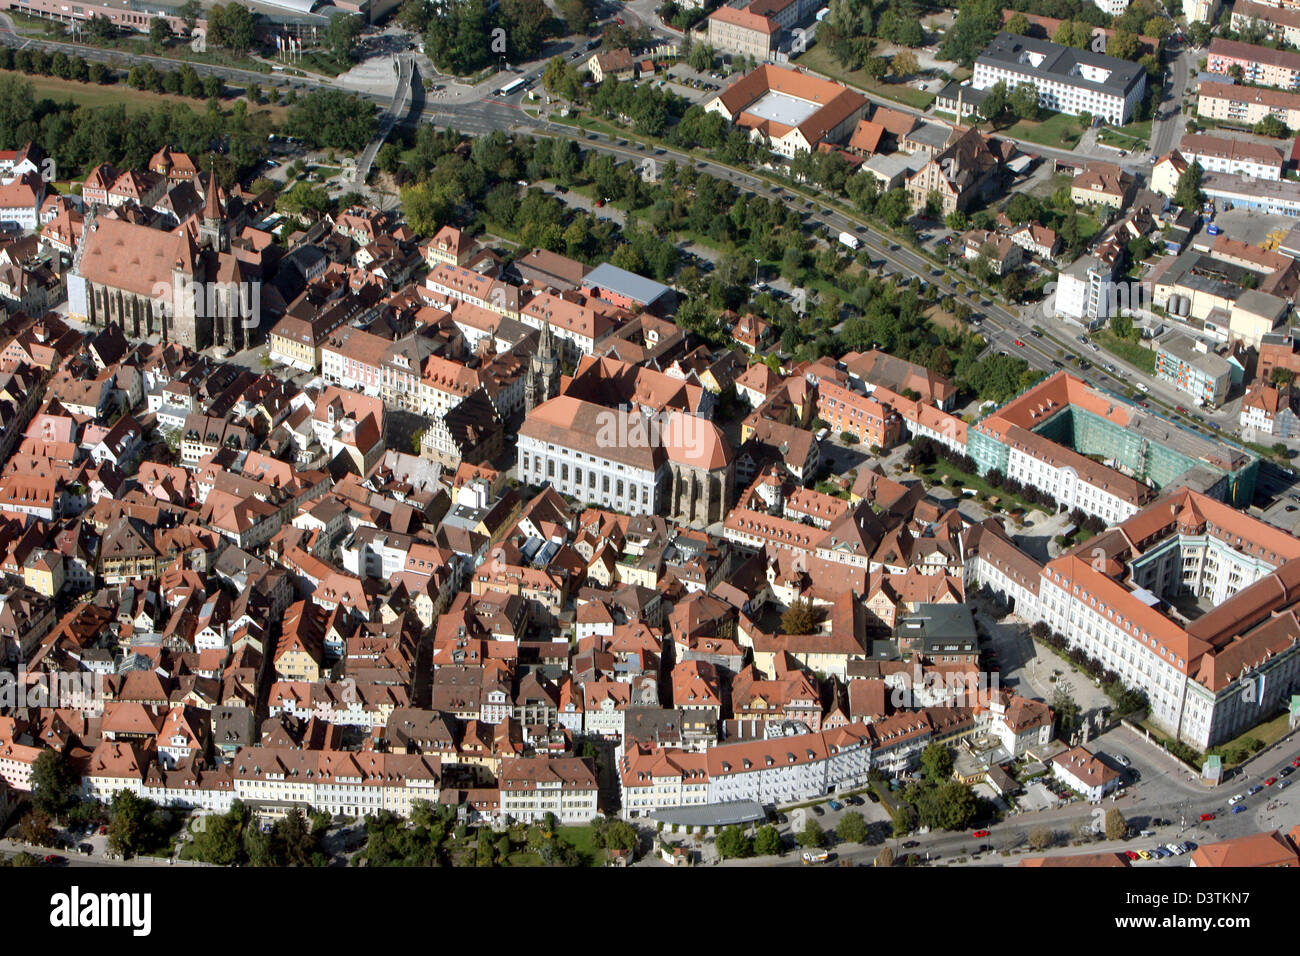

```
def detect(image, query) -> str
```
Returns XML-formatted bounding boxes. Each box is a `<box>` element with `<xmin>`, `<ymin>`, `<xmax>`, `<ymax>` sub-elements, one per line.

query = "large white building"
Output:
<box><xmin>517</xmin><ymin>394</ymin><xmax>733</xmax><ymax>524</ymax></box>
<box><xmin>1178</xmin><ymin>133</ymin><xmax>1285</xmax><ymax>181</ymax></box>
<box><xmin>972</xmin><ymin>33</ymin><xmax>1147</xmax><ymax>125</ymax></box>
<box><xmin>1054</xmin><ymin>255</ymin><xmax>1119</xmax><ymax>329</ymax></box>
<box><xmin>619</xmin><ymin>723</ymin><xmax>875</xmax><ymax>818</ymax></box>
<box><xmin>498</xmin><ymin>756</ymin><xmax>599</xmax><ymax>824</ymax></box>
<box><xmin>979</xmin><ymin>489</ymin><xmax>1300</xmax><ymax>751</ymax></box>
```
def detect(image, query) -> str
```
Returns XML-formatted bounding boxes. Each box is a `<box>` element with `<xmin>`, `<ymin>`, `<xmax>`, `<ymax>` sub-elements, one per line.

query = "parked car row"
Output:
<box><xmin>1126</xmin><ymin>841</ymin><xmax>1195</xmax><ymax>861</ymax></box>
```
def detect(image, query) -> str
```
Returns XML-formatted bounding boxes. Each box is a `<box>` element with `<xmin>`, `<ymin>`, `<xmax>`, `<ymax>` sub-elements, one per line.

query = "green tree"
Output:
<box><xmin>1174</xmin><ymin>160</ymin><xmax>1204</xmax><ymax>210</ymax></box>
<box><xmin>149</xmin><ymin>16</ymin><xmax>172</xmax><ymax>45</ymax></box>
<box><xmin>286</xmin><ymin>89</ymin><xmax>376</xmax><ymax>150</ymax></box>
<box><xmin>916</xmin><ymin>781</ymin><xmax>978</xmax><ymax>831</ymax></box>
<box><xmin>107</xmin><ymin>791</ymin><xmax>153</xmax><ymax>858</ymax></box>
<box><xmin>891</xmin><ymin>804</ymin><xmax>918</xmax><ymax>837</ymax></box>
<box><xmin>1052</xmin><ymin>686</ymin><xmax>1082</xmax><ymax>739</ymax></box>
<box><xmin>601</xmin><ymin>820</ymin><xmax>638</xmax><ymax>853</ymax></box>
<box><xmin>1009</xmin><ymin>81</ymin><xmax>1039</xmax><ymax>121</ymax></box>
<box><xmin>1106</xmin><ymin>29</ymin><xmax>1140</xmax><ymax>61</ymax></box>
<box><xmin>836</xmin><ymin>811</ymin><xmax>869</xmax><ymax>844</ymax></box>
<box><xmin>30</xmin><ymin>750</ymin><xmax>79</xmax><ymax>819</ymax></box>
<box><xmin>754</xmin><ymin>825</ymin><xmax>783</xmax><ymax>856</ymax></box>
<box><xmin>501</xmin><ymin>0</ymin><xmax>553</xmax><ymax>60</ymax></box>
<box><xmin>274</xmin><ymin>808</ymin><xmax>316</xmax><ymax>866</ymax></box>
<box><xmin>716</xmin><ymin>825</ymin><xmax>755</xmax><ymax>859</ymax></box>
<box><xmin>688</xmin><ymin>42</ymin><xmax>716</xmax><ymax>73</ymax></box>
<box><xmin>190</xmin><ymin>807</ymin><xmax>247</xmax><ymax>865</ymax></box>
<box><xmin>1254</xmin><ymin>114</ymin><xmax>1289</xmax><ymax>139</ymax></box>
<box><xmin>397</xmin><ymin>0</ymin><xmax>434</xmax><ymax>33</ymax></box>
<box><xmin>863</xmin><ymin>56</ymin><xmax>889</xmax><ymax>81</ymax></box>
<box><xmin>978</xmin><ymin>80</ymin><xmax>1008</xmax><ymax>123</ymax></box>
<box><xmin>797</xmin><ymin>819</ymin><xmax>826</xmax><ymax>849</ymax></box>
<box><xmin>208</xmin><ymin>3</ymin><xmax>256</xmax><ymax>53</ymax></box>
<box><xmin>179</xmin><ymin>0</ymin><xmax>203</xmax><ymax>31</ymax></box>
<box><xmin>326</xmin><ymin>13</ymin><xmax>363</xmax><ymax>64</ymax></box>
<box><xmin>920</xmin><ymin>743</ymin><xmax>954</xmax><ymax>783</ymax></box>
<box><xmin>1271</xmin><ymin>368</ymin><xmax>1296</xmax><ymax>387</ymax></box>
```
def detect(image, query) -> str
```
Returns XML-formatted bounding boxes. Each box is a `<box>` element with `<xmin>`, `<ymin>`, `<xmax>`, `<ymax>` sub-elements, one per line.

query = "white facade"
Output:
<box><xmin>1241</xmin><ymin>392</ymin><xmax>1300</xmax><ymax>438</ymax></box>
<box><xmin>1187</xmin><ymin>0</ymin><xmax>1222</xmax><ymax>24</ymax></box>
<box><xmin>971</xmin><ymin>57</ymin><xmax>1143</xmax><ymax>126</ymax></box>
<box><xmin>517</xmin><ymin>436</ymin><xmax>663</xmax><ymax>517</ymax></box>
<box><xmin>1054</xmin><ymin>256</ymin><xmax>1116</xmax><ymax>330</ymax></box>
<box><xmin>499</xmin><ymin>782</ymin><xmax>598</xmax><ymax>825</ymax></box>
<box><xmin>1181</xmin><ymin>147</ymin><xmax>1282</xmax><ymax>181</ymax></box>
<box><xmin>1003</xmin><ymin>446</ymin><xmax>1139</xmax><ymax>526</ymax></box>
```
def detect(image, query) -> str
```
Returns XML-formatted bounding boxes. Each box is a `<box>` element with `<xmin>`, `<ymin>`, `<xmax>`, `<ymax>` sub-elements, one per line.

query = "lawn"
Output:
<box><xmin>1093</xmin><ymin>329</ymin><xmax>1155</xmax><ymax>374</ymax></box>
<box><xmin>1003</xmin><ymin>111</ymin><xmax>1084</xmax><ymax>149</ymax></box>
<box><xmin>793</xmin><ymin>45</ymin><xmax>937</xmax><ymax>111</ymax></box>
<box><xmin>554</xmin><ymin>825</ymin><xmax>603</xmax><ymax>866</ymax></box>
<box><xmin>1097</xmin><ymin>122</ymin><xmax>1149</xmax><ymax>152</ymax></box>
<box><xmin>1209</xmin><ymin>711</ymin><xmax>1295</xmax><ymax>766</ymax></box>
<box><xmin>1075</xmin><ymin>214</ymin><xmax>1104</xmax><ymax>242</ymax></box>
<box><xmin>918</xmin><ymin>456</ymin><xmax>1047</xmax><ymax>515</ymax></box>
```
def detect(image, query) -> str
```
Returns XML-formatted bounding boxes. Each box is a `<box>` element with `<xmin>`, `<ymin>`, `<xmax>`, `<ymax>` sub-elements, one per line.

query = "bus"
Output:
<box><xmin>497</xmin><ymin>77</ymin><xmax>527</xmax><ymax>97</ymax></box>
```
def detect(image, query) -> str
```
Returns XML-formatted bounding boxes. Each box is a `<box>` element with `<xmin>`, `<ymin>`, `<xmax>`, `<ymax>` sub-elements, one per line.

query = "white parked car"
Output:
<box><xmin>1228</xmin><ymin>793</ymin><xmax>1244</xmax><ymax>806</ymax></box>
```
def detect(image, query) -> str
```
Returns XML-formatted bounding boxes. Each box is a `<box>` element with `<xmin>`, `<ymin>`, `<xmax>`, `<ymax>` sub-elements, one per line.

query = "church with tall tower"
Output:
<box><xmin>68</xmin><ymin>170</ymin><xmax>256</xmax><ymax>354</ymax></box>
<box><xmin>524</xmin><ymin>322</ymin><xmax>561</xmax><ymax>415</ymax></box>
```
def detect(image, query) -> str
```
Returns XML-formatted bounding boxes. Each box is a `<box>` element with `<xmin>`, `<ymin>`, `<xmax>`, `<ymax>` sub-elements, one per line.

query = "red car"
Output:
<box><xmin>1200</xmin><ymin>812</ymin><xmax>1216</xmax><ymax>821</ymax></box>
<box><xmin>616</xmin><ymin>16</ymin><xmax>624</xmax><ymax>23</ymax></box>
<box><xmin>1013</xmin><ymin>339</ymin><xmax>1025</xmax><ymax>347</ymax></box>
<box><xmin>1293</xmin><ymin>756</ymin><xmax>1300</xmax><ymax>768</ymax></box>
<box><xmin>972</xmin><ymin>829</ymin><xmax>990</xmax><ymax>838</ymax></box>
<box><xmin>1266</xmin><ymin>777</ymin><xmax>1278</xmax><ymax>786</ymax></box>
<box><xmin>1124</xmin><ymin>850</ymin><xmax>1140</xmax><ymax>860</ymax></box>
<box><xmin>42</xmin><ymin>854</ymin><xmax>63</xmax><ymax>865</ymax></box>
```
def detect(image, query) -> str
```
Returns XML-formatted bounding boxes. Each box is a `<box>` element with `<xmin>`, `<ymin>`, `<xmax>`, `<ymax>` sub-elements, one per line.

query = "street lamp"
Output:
<box><xmin>753</xmin><ymin>258</ymin><xmax>760</xmax><ymax>287</ymax></box>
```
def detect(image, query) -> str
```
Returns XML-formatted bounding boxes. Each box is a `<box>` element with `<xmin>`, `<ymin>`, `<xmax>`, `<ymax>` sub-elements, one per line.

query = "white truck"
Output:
<box><xmin>838</xmin><ymin>231</ymin><xmax>860</xmax><ymax>251</ymax></box>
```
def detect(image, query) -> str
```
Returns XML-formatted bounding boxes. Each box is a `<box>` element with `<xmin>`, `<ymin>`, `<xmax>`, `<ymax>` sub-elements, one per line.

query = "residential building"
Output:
<box><xmin>1154</xmin><ymin>333</ymin><xmax>1233</xmax><ymax>406</ymax></box>
<box><xmin>971</xmin><ymin>32</ymin><xmax>1147</xmax><ymax>125</ymax></box>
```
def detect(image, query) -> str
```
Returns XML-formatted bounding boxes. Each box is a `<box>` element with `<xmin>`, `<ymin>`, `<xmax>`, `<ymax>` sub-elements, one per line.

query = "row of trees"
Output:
<box><xmin>127</xmin><ymin>62</ymin><xmax>224</xmax><ymax>99</ymax></box>
<box><xmin>0</xmin><ymin>45</ymin><xmax>111</xmax><ymax>85</ymax></box>
<box><xmin>1030</xmin><ymin>621</ymin><xmax>1153</xmax><ymax>720</ymax></box>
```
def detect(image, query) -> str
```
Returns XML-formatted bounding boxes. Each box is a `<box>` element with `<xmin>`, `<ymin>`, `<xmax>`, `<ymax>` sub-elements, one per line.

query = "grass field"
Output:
<box><xmin>2</xmin><ymin>70</ymin><xmax>288</xmax><ymax>123</ymax></box>
<box><xmin>793</xmin><ymin>46</ymin><xmax>937</xmax><ymax>111</ymax></box>
<box><xmin>1211</xmin><ymin>711</ymin><xmax>1294</xmax><ymax>766</ymax></box>
<box><xmin>1004</xmin><ymin>111</ymin><xmax>1084</xmax><ymax>149</ymax></box>
<box><xmin>1093</xmin><ymin>328</ymin><xmax>1155</xmax><ymax>373</ymax></box>
<box><xmin>554</xmin><ymin>825</ymin><xmax>602</xmax><ymax>867</ymax></box>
